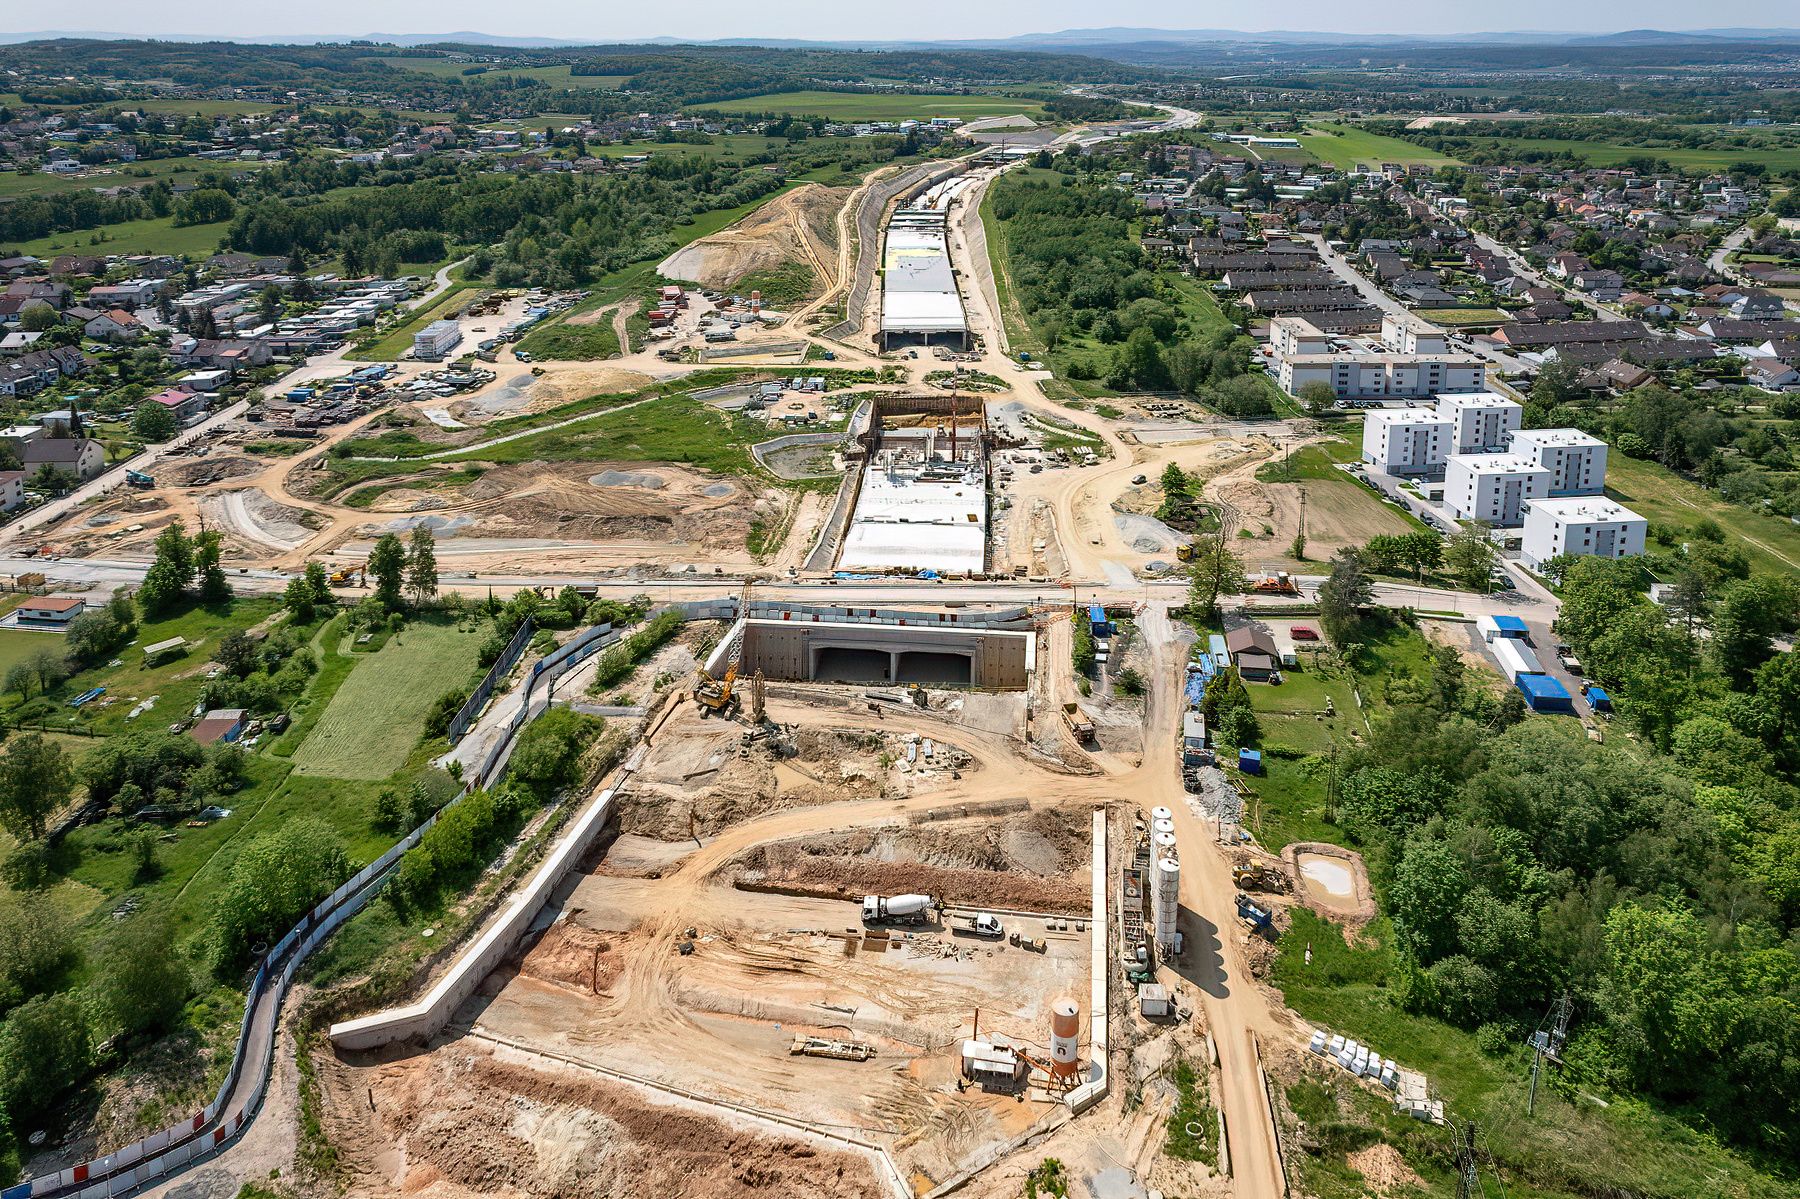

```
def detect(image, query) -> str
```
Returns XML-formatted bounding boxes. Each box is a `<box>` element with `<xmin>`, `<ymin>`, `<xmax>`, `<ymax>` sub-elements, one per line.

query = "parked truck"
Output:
<box><xmin>1062</xmin><ymin>702</ymin><xmax>1096</xmax><ymax>743</ymax></box>
<box><xmin>125</xmin><ymin>470</ymin><xmax>154</xmax><ymax>489</ymax></box>
<box><xmin>955</xmin><ymin>912</ymin><xmax>1006</xmax><ymax>939</ymax></box>
<box><xmin>861</xmin><ymin>893</ymin><xmax>934</xmax><ymax>926</ymax></box>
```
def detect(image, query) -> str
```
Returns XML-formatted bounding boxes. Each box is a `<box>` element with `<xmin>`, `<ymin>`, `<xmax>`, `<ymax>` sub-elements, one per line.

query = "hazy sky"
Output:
<box><xmin>3</xmin><ymin>1</ymin><xmax>1797</xmax><ymax>42</ymax></box>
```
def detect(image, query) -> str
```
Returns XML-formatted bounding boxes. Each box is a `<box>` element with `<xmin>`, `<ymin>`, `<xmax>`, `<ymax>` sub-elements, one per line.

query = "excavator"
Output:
<box><xmin>695</xmin><ymin>580</ymin><xmax>753</xmax><ymax>717</ymax></box>
<box><xmin>328</xmin><ymin>565</ymin><xmax>365</xmax><ymax>587</ymax></box>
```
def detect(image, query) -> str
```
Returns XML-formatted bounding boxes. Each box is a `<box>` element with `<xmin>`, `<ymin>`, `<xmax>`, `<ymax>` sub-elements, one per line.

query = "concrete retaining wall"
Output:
<box><xmin>329</xmin><ymin>745</ymin><xmax>646</xmax><ymax>1051</ymax></box>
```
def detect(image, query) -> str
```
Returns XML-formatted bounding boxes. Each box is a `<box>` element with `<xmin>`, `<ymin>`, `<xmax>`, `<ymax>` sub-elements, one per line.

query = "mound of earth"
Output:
<box><xmin>160</xmin><ymin>455</ymin><xmax>263</xmax><ymax>487</ymax></box>
<box><xmin>658</xmin><ymin>184</ymin><xmax>846</xmax><ymax>295</ymax></box>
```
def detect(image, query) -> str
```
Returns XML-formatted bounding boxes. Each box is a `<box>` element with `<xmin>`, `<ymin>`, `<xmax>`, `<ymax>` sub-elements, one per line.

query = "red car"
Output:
<box><xmin>1290</xmin><ymin>626</ymin><xmax>1321</xmax><ymax>641</ymax></box>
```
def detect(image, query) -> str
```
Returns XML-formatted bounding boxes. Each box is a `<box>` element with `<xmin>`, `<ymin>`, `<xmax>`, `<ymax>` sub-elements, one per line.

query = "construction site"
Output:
<box><xmin>835</xmin><ymin>394</ymin><xmax>992</xmax><ymax>577</ymax></box>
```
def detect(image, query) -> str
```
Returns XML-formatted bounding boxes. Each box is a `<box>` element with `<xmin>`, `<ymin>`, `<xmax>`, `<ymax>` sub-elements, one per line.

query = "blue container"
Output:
<box><xmin>1238</xmin><ymin>748</ymin><xmax>1263</xmax><ymax>775</ymax></box>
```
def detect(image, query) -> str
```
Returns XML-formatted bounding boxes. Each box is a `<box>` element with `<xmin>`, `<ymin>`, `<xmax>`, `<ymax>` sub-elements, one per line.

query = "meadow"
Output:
<box><xmin>694</xmin><ymin>90</ymin><xmax>1046</xmax><ymax>122</ymax></box>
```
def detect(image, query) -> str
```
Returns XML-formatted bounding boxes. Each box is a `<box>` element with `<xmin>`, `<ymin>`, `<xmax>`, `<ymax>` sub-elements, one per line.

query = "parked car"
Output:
<box><xmin>1291</xmin><ymin>626</ymin><xmax>1321</xmax><ymax>641</ymax></box>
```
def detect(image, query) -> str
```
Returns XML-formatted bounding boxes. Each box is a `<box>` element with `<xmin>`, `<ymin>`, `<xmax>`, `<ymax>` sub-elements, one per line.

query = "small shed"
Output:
<box><xmin>1583</xmin><ymin>685</ymin><xmax>1613</xmax><ymax>713</ymax></box>
<box><xmin>190</xmin><ymin>708</ymin><xmax>248</xmax><ymax>746</ymax></box>
<box><xmin>1516</xmin><ymin>674</ymin><xmax>1573</xmax><ymax>713</ymax></box>
<box><xmin>1182</xmin><ymin>711</ymin><xmax>1208</xmax><ymax>763</ymax></box>
<box><xmin>1238</xmin><ymin>748</ymin><xmax>1264</xmax><ymax>776</ymax></box>
<box><xmin>959</xmin><ymin>1038</ymin><xmax>1025</xmax><ymax>1084</ymax></box>
<box><xmin>1478</xmin><ymin>614</ymin><xmax>1529</xmax><ymax>643</ymax></box>
<box><xmin>1138</xmin><ymin>983</ymin><xmax>1172</xmax><ymax>1018</ymax></box>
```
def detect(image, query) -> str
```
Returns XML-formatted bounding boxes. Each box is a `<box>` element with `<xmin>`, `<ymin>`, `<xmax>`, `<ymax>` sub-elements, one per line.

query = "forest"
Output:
<box><xmin>1323</xmin><ymin>556</ymin><xmax>1800</xmax><ymax>1156</ymax></box>
<box><xmin>988</xmin><ymin>166</ymin><xmax>1275</xmax><ymax>415</ymax></box>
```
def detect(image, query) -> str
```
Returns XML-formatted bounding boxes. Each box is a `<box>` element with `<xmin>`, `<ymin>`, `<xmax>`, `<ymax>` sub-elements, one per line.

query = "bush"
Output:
<box><xmin>208</xmin><ymin>818</ymin><xmax>348</xmax><ymax>971</ymax></box>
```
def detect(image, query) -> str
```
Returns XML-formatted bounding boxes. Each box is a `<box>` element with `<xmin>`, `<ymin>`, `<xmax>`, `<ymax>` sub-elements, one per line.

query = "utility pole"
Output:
<box><xmin>1527</xmin><ymin>991</ymin><xmax>1573</xmax><ymax>1116</ymax></box>
<box><xmin>1453</xmin><ymin>1120</ymin><xmax>1482</xmax><ymax>1199</ymax></box>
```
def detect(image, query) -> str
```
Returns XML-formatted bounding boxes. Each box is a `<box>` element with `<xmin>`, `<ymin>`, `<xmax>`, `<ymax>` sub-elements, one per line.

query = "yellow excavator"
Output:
<box><xmin>328</xmin><ymin>565</ymin><xmax>365</xmax><ymax>586</ymax></box>
<box><xmin>694</xmin><ymin>580</ymin><xmax>753</xmax><ymax>716</ymax></box>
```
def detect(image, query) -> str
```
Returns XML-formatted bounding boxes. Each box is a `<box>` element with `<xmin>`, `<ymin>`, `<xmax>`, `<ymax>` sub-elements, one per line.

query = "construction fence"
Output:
<box><xmin>447</xmin><ymin>617</ymin><xmax>534</xmax><ymax>744</ymax></box>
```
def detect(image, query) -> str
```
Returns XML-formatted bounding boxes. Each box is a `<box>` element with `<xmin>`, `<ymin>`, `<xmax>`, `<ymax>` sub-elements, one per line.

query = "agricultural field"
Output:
<box><xmin>1296</xmin><ymin>122</ymin><xmax>1461</xmax><ymax>169</ymax></box>
<box><xmin>368</xmin><ymin>57</ymin><xmax>631</xmax><ymax>90</ymax></box>
<box><xmin>0</xmin><ymin>155</ymin><xmax>269</xmax><ymax>198</ymax></box>
<box><xmin>291</xmin><ymin>615</ymin><xmax>485</xmax><ymax>780</ymax></box>
<box><xmin>694</xmin><ymin>89</ymin><xmax>1047</xmax><ymax>122</ymax></box>
<box><xmin>1427</xmin><ymin>135</ymin><xmax>1800</xmax><ymax>172</ymax></box>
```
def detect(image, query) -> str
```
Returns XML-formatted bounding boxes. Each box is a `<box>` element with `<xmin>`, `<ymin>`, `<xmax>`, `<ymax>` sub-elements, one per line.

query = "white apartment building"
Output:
<box><xmin>1269</xmin><ymin>315</ymin><xmax>1331</xmax><ymax>358</ymax></box>
<box><xmin>1381</xmin><ymin>312</ymin><xmax>1449</xmax><ymax>355</ymax></box>
<box><xmin>1508</xmin><ymin>427</ymin><xmax>1607</xmax><ymax>496</ymax></box>
<box><xmin>1443</xmin><ymin>453</ymin><xmax>1552</xmax><ymax>526</ymax></box>
<box><xmin>1521</xmin><ymin>497</ymin><xmax>1647</xmax><ymax>570</ymax></box>
<box><xmin>412</xmin><ymin>318</ymin><xmax>463</xmax><ymax>361</ymax></box>
<box><xmin>1362</xmin><ymin>408</ymin><xmax>1452</xmax><ymax>476</ymax></box>
<box><xmin>1281</xmin><ymin>353</ymin><xmax>1488</xmax><ymax>399</ymax></box>
<box><xmin>1436</xmin><ymin>392</ymin><xmax>1523</xmax><ymax>454</ymax></box>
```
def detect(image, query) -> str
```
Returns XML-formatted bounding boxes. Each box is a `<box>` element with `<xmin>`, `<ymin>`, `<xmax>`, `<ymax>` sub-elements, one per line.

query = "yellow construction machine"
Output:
<box><xmin>328</xmin><ymin>565</ymin><xmax>365</xmax><ymax>586</ymax></box>
<box><xmin>694</xmin><ymin>663</ymin><xmax>740</xmax><ymax>717</ymax></box>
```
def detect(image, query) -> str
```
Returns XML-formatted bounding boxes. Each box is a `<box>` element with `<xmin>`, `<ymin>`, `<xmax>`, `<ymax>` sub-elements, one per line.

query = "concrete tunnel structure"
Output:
<box><xmin>713</xmin><ymin>616</ymin><xmax>1035</xmax><ymax>690</ymax></box>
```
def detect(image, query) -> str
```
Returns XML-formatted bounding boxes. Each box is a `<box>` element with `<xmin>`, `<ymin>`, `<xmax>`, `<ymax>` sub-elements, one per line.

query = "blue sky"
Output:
<box><xmin>3</xmin><ymin>1</ymin><xmax>1796</xmax><ymax>42</ymax></box>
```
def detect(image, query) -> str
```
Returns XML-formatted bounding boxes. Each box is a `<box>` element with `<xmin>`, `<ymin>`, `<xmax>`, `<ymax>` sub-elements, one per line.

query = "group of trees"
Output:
<box><xmin>990</xmin><ymin>173</ymin><xmax>1274</xmax><ymax>415</ymax></box>
<box><xmin>139</xmin><ymin>519</ymin><xmax>230</xmax><ymax>616</ymax></box>
<box><xmin>1324</xmin><ymin>545</ymin><xmax>1800</xmax><ymax>1154</ymax></box>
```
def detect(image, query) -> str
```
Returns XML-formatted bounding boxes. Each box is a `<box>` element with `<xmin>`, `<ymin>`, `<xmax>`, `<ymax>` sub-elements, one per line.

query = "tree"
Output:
<box><xmin>406</xmin><ymin>525</ymin><xmax>439</xmax><ymax>604</ymax></box>
<box><xmin>213</xmin><ymin>630</ymin><xmax>256</xmax><ymax>678</ymax></box>
<box><xmin>1185</xmin><ymin>529</ymin><xmax>1244</xmax><ymax>618</ymax></box>
<box><xmin>0</xmin><ymin>892</ymin><xmax>76</xmax><ymax>1008</ymax></box>
<box><xmin>1444</xmin><ymin>522</ymin><xmax>1499</xmax><ymax>591</ymax></box>
<box><xmin>368</xmin><ymin>533</ymin><xmax>406</xmax><ymax>610</ymax></box>
<box><xmin>3</xmin><ymin>662</ymin><xmax>33</xmax><ymax>701</ymax></box>
<box><xmin>0</xmin><ymin>992</ymin><xmax>93</xmax><ymax>1125</ymax></box>
<box><xmin>0</xmin><ymin>735</ymin><xmax>72</xmax><ymax>843</ymax></box>
<box><xmin>304</xmin><ymin>559</ymin><xmax>333</xmax><ymax>605</ymax></box>
<box><xmin>1159</xmin><ymin>462</ymin><xmax>1189</xmax><ymax>497</ymax></box>
<box><xmin>63</xmin><ymin>608</ymin><xmax>126</xmax><ymax>666</ymax></box>
<box><xmin>1297</xmin><ymin>380</ymin><xmax>1337</xmax><ymax>415</ymax></box>
<box><xmin>138</xmin><ymin>519</ymin><xmax>194</xmax><ymax>615</ymax></box>
<box><xmin>88</xmin><ymin>917</ymin><xmax>188</xmax><ymax>1040</ymax></box>
<box><xmin>24</xmin><ymin>645</ymin><xmax>66</xmax><ymax>696</ymax></box>
<box><xmin>130</xmin><ymin>399</ymin><xmax>177</xmax><ymax>442</ymax></box>
<box><xmin>195</xmin><ymin>528</ymin><xmax>230</xmax><ymax>604</ymax></box>
<box><xmin>283</xmin><ymin>575</ymin><xmax>316</xmax><ymax>624</ymax></box>
<box><xmin>1317</xmin><ymin>548</ymin><xmax>1373</xmax><ymax>645</ymax></box>
<box><xmin>1712</xmin><ymin>575</ymin><xmax>1799</xmax><ymax>686</ymax></box>
<box><xmin>208</xmin><ymin>817</ymin><xmax>348</xmax><ymax>970</ymax></box>
<box><xmin>18</xmin><ymin>304</ymin><xmax>59</xmax><ymax>333</ymax></box>
<box><xmin>508</xmin><ymin>708</ymin><xmax>603</xmax><ymax>800</ymax></box>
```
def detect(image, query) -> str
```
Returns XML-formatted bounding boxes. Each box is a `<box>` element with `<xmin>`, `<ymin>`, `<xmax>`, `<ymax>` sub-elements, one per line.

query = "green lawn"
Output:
<box><xmin>1297</xmin><ymin>122</ymin><xmax>1461</xmax><ymax>170</ymax></box>
<box><xmin>291</xmin><ymin>616</ymin><xmax>484</xmax><ymax>780</ymax></box>
<box><xmin>695</xmin><ymin>90</ymin><xmax>1046</xmax><ymax>122</ymax></box>
<box><xmin>1602</xmin><ymin>453</ymin><xmax>1800</xmax><ymax>576</ymax></box>
<box><xmin>15</xmin><ymin>214</ymin><xmax>231</xmax><ymax>261</ymax></box>
<box><xmin>0</xmin><ymin>155</ymin><xmax>268</xmax><ymax>198</ymax></box>
<box><xmin>441</xmin><ymin>393</ymin><xmax>758</xmax><ymax>475</ymax></box>
<box><xmin>0</xmin><ymin>626</ymin><xmax>66</xmax><ymax>685</ymax></box>
<box><xmin>1413</xmin><ymin>306</ymin><xmax>1508</xmax><ymax>325</ymax></box>
<box><xmin>346</xmin><ymin>281</ymin><xmax>485</xmax><ymax>362</ymax></box>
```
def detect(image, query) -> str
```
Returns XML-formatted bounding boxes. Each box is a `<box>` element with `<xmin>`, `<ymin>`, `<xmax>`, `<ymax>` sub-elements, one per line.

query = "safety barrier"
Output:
<box><xmin>447</xmin><ymin>618</ymin><xmax>534</xmax><ymax>743</ymax></box>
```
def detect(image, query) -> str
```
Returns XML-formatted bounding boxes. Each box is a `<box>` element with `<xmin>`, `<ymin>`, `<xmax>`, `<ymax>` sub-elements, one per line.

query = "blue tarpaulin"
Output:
<box><xmin>1492</xmin><ymin>614</ymin><xmax>1528</xmax><ymax>634</ymax></box>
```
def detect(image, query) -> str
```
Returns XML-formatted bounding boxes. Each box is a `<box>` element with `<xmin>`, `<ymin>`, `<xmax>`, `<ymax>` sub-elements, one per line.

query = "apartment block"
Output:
<box><xmin>1436</xmin><ymin>391</ymin><xmax>1523</xmax><ymax>454</ymax></box>
<box><xmin>1508</xmin><ymin>427</ymin><xmax>1607</xmax><ymax>496</ymax></box>
<box><xmin>1443</xmin><ymin>453</ymin><xmax>1552</xmax><ymax>526</ymax></box>
<box><xmin>1521</xmin><ymin>497</ymin><xmax>1647</xmax><ymax>570</ymax></box>
<box><xmin>1362</xmin><ymin>407</ymin><xmax>1452</xmax><ymax>476</ymax></box>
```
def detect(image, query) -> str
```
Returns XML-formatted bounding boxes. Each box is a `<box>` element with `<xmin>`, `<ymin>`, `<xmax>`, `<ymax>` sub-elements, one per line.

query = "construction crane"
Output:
<box><xmin>695</xmin><ymin>580</ymin><xmax>754</xmax><ymax>717</ymax></box>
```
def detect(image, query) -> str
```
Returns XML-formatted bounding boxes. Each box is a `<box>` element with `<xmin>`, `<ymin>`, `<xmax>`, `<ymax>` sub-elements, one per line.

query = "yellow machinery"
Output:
<box><xmin>1176</xmin><ymin>543</ymin><xmax>1194</xmax><ymax>563</ymax></box>
<box><xmin>695</xmin><ymin>580</ymin><xmax>753</xmax><ymax>717</ymax></box>
<box><xmin>328</xmin><ymin>565</ymin><xmax>365</xmax><ymax>586</ymax></box>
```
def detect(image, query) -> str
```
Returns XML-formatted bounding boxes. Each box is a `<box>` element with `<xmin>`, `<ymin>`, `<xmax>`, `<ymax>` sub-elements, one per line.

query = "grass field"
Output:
<box><xmin>1602</xmin><ymin>453</ymin><xmax>1800</xmax><ymax>576</ymax></box>
<box><xmin>346</xmin><ymin>280</ymin><xmax>483</xmax><ymax>362</ymax></box>
<box><xmin>291</xmin><ymin>616</ymin><xmax>484</xmax><ymax>780</ymax></box>
<box><xmin>1428</xmin><ymin>135</ymin><xmax>1800</xmax><ymax>172</ymax></box>
<box><xmin>694</xmin><ymin>90</ymin><xmax>1046</xmax><ymax>122</ymax></box>
<box><xmin>1412</xmin><ymin>306</ymin><xmax>1508</xmax><ymax>325</ymax></box>
<box><xmin>0</xmin><ymin>155</ymin><xmax>271</xmax><ymax>198</ymax></box>
<box><xmin>0</xmin><ymin>626</ymin><xmax>66</xmax><ymax>685</ymax></box>
<box><xmin>1297</xmin><ymin>122</ymin><xmax>1461</xmax><ymax>169</ymax></box>
<box><xmin>368</xmin><ymin>57</ymin><xmax>631</xmax><ymax>90</ymax></box>
<box><xmin>442</xmin><ymin>393</ymin><xmax>758</xmax><ymax>476</ymax></box>
<box><xmin>16</xmin><ymin>214</ymin><xmax>231</xmax><ymax>261</ymax></box>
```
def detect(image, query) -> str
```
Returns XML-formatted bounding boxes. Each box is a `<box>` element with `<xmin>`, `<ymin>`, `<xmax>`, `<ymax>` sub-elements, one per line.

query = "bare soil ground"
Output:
<box><xmin>659</xmin><ymin>184</ymin><xmax>847</xmax><ymax>297</ymax></box>
<box><xmin>319</xmin><ymin>1040</ymin><xmax>883</xmax><ymax>1199</ymax></box>
<box><xmin>1208</xmin><ymin>456</ymin><xmax>1413</xmax><ymax>566</ymax></box>
<box><xmin>615</xmin><ymin>714</ymin><xmax>975</xmax><ymax>840</ymax></box>
<box><xmin>348</xmin><ymin>462</ymin><xmax>760</xmax><ymax>551</ymax></box>
<box><xmin>732</xmin><ymin>807</ymin><xmax>1093</xmax><ymax>913</ymax></box>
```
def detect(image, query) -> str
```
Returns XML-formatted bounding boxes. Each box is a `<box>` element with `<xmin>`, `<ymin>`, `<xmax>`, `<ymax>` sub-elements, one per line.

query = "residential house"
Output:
<box><xmin>22</xmin><ymin>437</ymin><xmax>104</xmax><ymax>482</ymax></box>
<box><xmin>1224</xmin><ymin>626</ymin><xmax>1280</xmax><ymax>682</ymax></box>
<box><xmin>0</xmin><ymin>470</ymin><xmax>22</xmax><ymax>511</ymax></box>
<box><xmin>84</xmin><ymin>308</ymin><xmax>143</xmax><ymax>342</ymax></box>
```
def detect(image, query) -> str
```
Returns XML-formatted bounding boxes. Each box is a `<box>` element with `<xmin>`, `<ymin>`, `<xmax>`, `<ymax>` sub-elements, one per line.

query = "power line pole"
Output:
<box><xmin>1527</xmin><ymin>991</ymin><xmax>1573</xmax><ymax>1117</ymax></box>
<box><xmin>1454</xmin><ymin>1120</ymin><xmax>1482</xmax><ymax>1199</ymax></box>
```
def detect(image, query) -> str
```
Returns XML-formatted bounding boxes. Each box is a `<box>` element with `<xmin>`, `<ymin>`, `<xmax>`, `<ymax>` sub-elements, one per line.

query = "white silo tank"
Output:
<box><xmin>1151</xmin><ymin>806</ymin><xmax>1173</xmax><ymax>824</ymax></box>
<box><xmin>1050</xmin><ymin>999</ymin><xmax>1080</xmax><ymax>1081</ymax></box>
<box><xmin>1152</xmin><ymin>831</ymin><xmax>1177</xmax><ymax>870</ymax></box>
<box><xmin>1152</xmin><ymin>818</ymin><xmax>1175</xmax><ymax>839</ymax></box>
<box><xmin>1154</xmin><ymin>856</ymin><xmax>1181</xmax><ymax>953</ymax></box>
